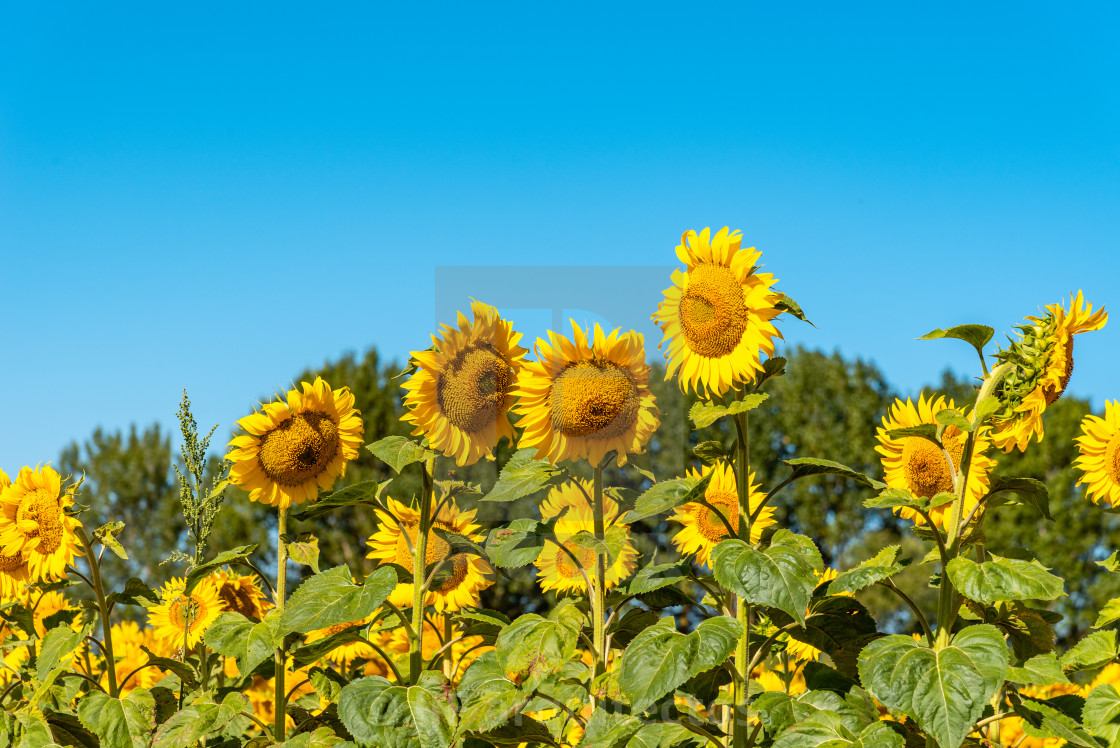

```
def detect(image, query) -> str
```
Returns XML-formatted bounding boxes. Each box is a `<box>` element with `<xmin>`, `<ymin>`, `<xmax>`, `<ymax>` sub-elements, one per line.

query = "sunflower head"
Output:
<box><xmin>403</xmin><ymin>301</ymin><xmax>527</xmax><ymax>467</ymax></box>
<box><xmin>226</xmin><ymin>377</ymin><xmax>364</xmax><ymax>508</ymax></box>
<box><xmin>366</xmin><ymin>496</ymin><xmax>493</xmax><ymax>612</ymax></box>
<box><xmin>211</xmin><ymin>569</ymin><xmax>271</xmax><ymax>619</ymax></box>
<box><xmin>992</xmin><ymin>291</ymin><xmax>1107</xmax><ymax>452</ymax></box>
<box><xmin>533</xmin><ymin>487</ymin><xmax>638</xmax><ymax>595</ymax></box>
<box><xmin>875</xmin><ymin>394</ymin><xmax>996</xmax><ymax>529</ymax></box>
<box><xmin>1075</xmin><ymin>401</ymin><xmax>1120</xmax><ymax>508</ymax></box>
<box><xmin>148</xmin><ymin>577</ymin><xmax>223</xmax><ymax>649</ymax></box>
<box><xmin>652</xmin><ymin>227</ymin><xmax>784</xmax><ymax>396</ymax></box>
<box><xmin>513</xmin><ymin>322</ymin><xmax>659</xmax><ymax>467</ymax></box>
<box><xmin>0</xmin><ymin>465</ymin><xmax>83</xmax><ymax>584</ymax></box>
<box><xmin>669</xmin><ymin>463</ymin><xmax>774</xmax><ymax>567</ymax></box>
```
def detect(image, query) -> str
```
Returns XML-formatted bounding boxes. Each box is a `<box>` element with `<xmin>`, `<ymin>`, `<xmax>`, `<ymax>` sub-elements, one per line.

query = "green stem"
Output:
<box><xmin>591</xmin><ymin>463</ymin><xmax>608</xmax><ymax>688</ymax></box>
<box><xmin>411</xmin><ymin>455</ymin><xmax>435</xmax><ymax>684</ymax></box>
<box><xmin>274</xmin><ymin>507</ymin><xmax>288</xmax><ymax>741</ymax></box>
<box><xmin>732</xmin><ymin>407</ymin><xmax>751</xmax><ymax>748</ymax></box>
<box><xmin>76</xmin><ymin>527</ymin><xmax>118</xmax><ymax>698</ymax></box>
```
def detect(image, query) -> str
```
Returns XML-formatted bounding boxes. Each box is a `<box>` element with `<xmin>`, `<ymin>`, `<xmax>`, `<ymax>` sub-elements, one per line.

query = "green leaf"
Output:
<box><xmin>1099</xmin><ymin>552</ymin><xmax>1120</xmax><ymax>574</ymax></box>
<box><xmin>484</xmin><ymin>519</ymin><xmax>550</xmax><ymax>569</ymax></box>
<box><xmin>277</xmin><ymin>565</ymin><xmax>396</xmax><ymax>638</ymax></box>
<box><xmin>367</xmin><ymin>435</ymin><xmax>436</xmax><ymax>474</ymax></box>
<box><xmin>1062</xmin><ymin>631</ymin><xmax>1119</xmax><ymax>673</ymax></box>
<box><xmin>204</xmin><ymin>611</ymin><xmax>276</xmax><ymax>675</ymax></box>
<box><xmin>689</xmin><ymin>393</ymin><xmax>769</xmax><ymax>429</ymax></box>
<box><xmin>828</xmin><ymin>546</ymin><xmax>908</xmax><ymax>595</ymax></box>
<box><xmin>775</xmin><ymin>293</ymin><xmax>812</xmax><ymax>325</ymax></box>
<box><xmin>984</xmin><ymin>476</ymin><xmax>1052</xmax><ymax>520</ymax></box>
<box><xmin>455</xmin><ymin>651</ymin><xmax>530</xmax><ymax>734</ymax></box>
<box><xmin>622</xmin><ymin>473</ymin><xmax>711</xmax><ymax>524</ymax></box>
<box><xmin>885</xmin><ymin>424</ymin><xmax>942</xmax><ymax>448</ymax></box>
<box><xmin>93</xmin><ymin>522</ymin><xmax>129</xmax><ymax>561</ymax></box>
<box><xmin>773</xmin><ymin>597</ymin><xmax>882</xmax><ymax>680</ymax></box>
<box><xmin>934</xmin><ymin>408</ymin><xmax>972</xmax><ymax>433</ymax></box>
<box><xmin>432</xmin><ymin>527</ymin><xmax>489</xmax><ymax>561</ymax></box>
<box><xmin>711</xmin><ymin>530</ymin><xmax>823</xmax><ymax>625</ymax></box>
<box><xmin>1085</xmin><ymin>684</ymin><xmax>1120</xmax><ymax>746</ymax></box>
<box><xmin>577</xmin><ymin>709</ymin><xmax>643</xmax><ymax>748</ymax></box>
<box><xmin>618</xmin><ymin>562</ymin><xmax>691</xmax><ymax>597</ymax></box>
<box><xmin>138</xmin><ymin>646</ymin><xmax>200</xmax><ymax>691</ymax></box>
<box><xmin>481</xmin><ymin>449</ymin><xmax>566</xmax><ymax>503</ymax></box>
<box><xmin>693</xmin><ymin>440</ymin><xmax>728</xmax><ymax>466</ymax></box>
<box><xmin>286</xmin><ymin>534</ymin><xmax>321</xmax><ymax>573</ymax></box>
<box><xmin>754</xmin><ymin>355</ymin><xmax>788</xmax><ymax>390</ymax></box>
<box><xmin>292</xmin><ymin>479</ymin><xmax>392</xmax><ymax>521</ymax></box>
<box><xmin>946</xmin><ymin>554</ymin><xmax>1065</xmax><ymax>604</ymax></box>
<box><xmin>1096</xmin><ymin>599</ymin><xmax>1120</xmax><ymax>629</ymax></box>
<box><xmin>273</xmin><ymin>726</ymin><xmax>353</xmax><ymax>747</ymax></box>
<box><xmin>1013</xmin><ymin>697</ymin><xmax>1098</xmax><ymax>747</ymax></box>
<box><xmin>454</xmin><ymin>609</ymin><xmax>510</xmax><ymax>639</ymax></box>
<box><xmin>784</xmin><ymin>457</ymin><xmax>884</xmax><ymax>489</ymax></box>
<box><xmin>37</xmin><ymin>626</ymin><xmax>83</xmax><ymax>681</ymax></box>
<box><xmin>617</xmin><ymin>615</ymin><xmax>741</xmax><ymax>713</ymax></box>
<box><xmin>105</xmin><ymin>578</ymin><xmax>159</xmax><ymax>608</ymax></box>
<box><xmin>857</xmin><ymin>625</ymin><xmax>1009</xmax><ymax>748</ymax></box>
<box><xmin>338</xmin><ymin>676</ymin><xmax>454</xmax><ymax>748</ymax></box>
<box><xmin>1006</xmin><ymin>653</ymin><xmax>1072</xmax><ymax>686</ymax></box>
<box><xmin>77</xmin><ymin>689</ymin><xmax>156</xmax><ymax>748</ymax></box>
<box><xmin>184</xmin><ymin>544</ymin><xmax>258</xmax><ymax>594</ymax></box>
<box><xmin>918</xmin><ymin>324</ymin><xmax>994</xmax><ymax>360</ymax></box>
<box><xmin>773</xmin><ymin>716</ymin><xmax>903</xmax><ymax>748</ymax></box>
<box><xmin>494</xmin><ymin>600</ymin><xmax>582</xmax><ymax>691</ymax></box>
<box><xmin>150</xmin><ymin>692</ymin><xmax>247</xmax><ymax>747</ymax></box>
<box><xmin>863</xmin><ymin>488</ymin><xmax>927</xmax><ymax>511</ymax></box>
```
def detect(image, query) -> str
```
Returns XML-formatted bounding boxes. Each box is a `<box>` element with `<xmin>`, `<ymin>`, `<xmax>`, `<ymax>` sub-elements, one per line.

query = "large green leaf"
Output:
<box><xmin>772</xmin><ymin>714</ymin><xmax>903</xmax><ymax>748</ymax></box>
<box><xmin>37</xmin><ymin>626</ymin><xmax>83</xmax><ymax>681</ymax></box>
<box><xmin>204</xmin><ymin>611</ymin><xmax>276</xmax><ymax>675</ymax></box>
<box><xmin>150</xmin><ymin>692</ymin><xmax>247</xmax><ymax>748</ymax></box>
<box><xmin>481</xmin><ymin>449</ymin><xmax>565</xmax><ymax>503</ymax></box>
<box><xmin>577</xmin><ymin>709</ymin><xmax>643</xmax><ymax>748</ymax></box>
<box><xmin>338</xmin><ymin>676</ymin><xmax>454</xmax><ymax>748</ymax></box>
<box><xmin>622</xmin><ymin>474</ymin><xmax>710</xmax><ymax>524</ymax></box>
<box><xmin>293</xmin><ymin>479</ymin><xmax>392</xmax><ymax>521</ymax></box>
<box><xmin>711</xmin><ymin>530</ymin><xmax>823</xmax><ymax>625</ymax></box>
<box><xmin>689</xmin><ymin>393</ymin><xmax>769</xmax><ymax>428</ymax></box>
<box><xmin>184</xmin><ymin>544</ymin><xmax>258</xmax><ymax>594</ymax></box>
<box><xmin>1085</xmin><ymin>684</ymin><xmax>1120</xmax><ymax>747</ymax></box>
<box><xmin>983</xmin><ymin>476</ymin><xmax>1051</xmax><ymax>520</ymax></box>
<box><xmin>277</xmin><ymin>565</ymin><xmax>396</xmax><ymax>637</ymax></box>
<box><xmin>617</xmin><ymin>615</ymin><xmax>741</xmax><ymax>712</ymax></box>
<box><xmin>827</xmin><ymin>546</ymin><xmax>908</xmax><ymax>595</ymax></box>
<box><xmin>784</xmin><ymin>458</ymin><xmax>884</xmax><ymax>490</ymax></box>
<box><xmin>946</xmin><ymin>554</ymin><xmax>1064</xmax><ymax>604</ymax></box>
<box><xmin>367</xmin><ymin>436</ymin><xmax>436</xmax><ymax>474</ymax></box>
<box><xmin>1006</xmin><ymin>653</ymin><xmax>1072</xmax><ymax>686</ymax></box>
<box><xmin>494</xmin><ymin>600</ymin><xmax>582</xmax><ymax>691</ymax></box>
<box><xmin>1063</xmin><ymin>630</ymin><xmax>1119</xmax><ymax>673</ymax></box>
<box><xmin>455</xmin><ymin>651</ymin><xmax>530</xmax><ymax>734</ymax></box>
<box><xmin>484</xmin><ymin>519</ymin><xmax>551</xmax><ymax>568</ymax></box>
<box><xmin>1095</xmin><ymin>598</ymin><xmax>1120</xmax><ymax>629</ymax></box>
<box><xmin>1013</xmin><ymin>697</ymin><xmax>1097</xmax><ymax>748</ymax></box>
<box><xmin>273</xmin><ymin>726</ymin><xmax>353</xmax><ymax>747</ymax></box>
<box><xmin>858</xmin><ymin>625</ymin><xmax>1009</xmax><ymax>748</ymax></box>
<box><xmin>77</xmin><ymin>689</ymin><xmax>156</xmax><ymax>748</ymax></box>
<box><xmin>918</xmin><ymin>324</ymin><xmax>994</xmax><ymax>363</ymax></box>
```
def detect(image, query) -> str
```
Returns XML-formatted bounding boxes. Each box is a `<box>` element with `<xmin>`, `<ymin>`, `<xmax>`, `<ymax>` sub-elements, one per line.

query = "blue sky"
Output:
<box><xmin>2</xmin><ymin>2</ymin><xmax>1118</xmax><ymax>471</ymax></box>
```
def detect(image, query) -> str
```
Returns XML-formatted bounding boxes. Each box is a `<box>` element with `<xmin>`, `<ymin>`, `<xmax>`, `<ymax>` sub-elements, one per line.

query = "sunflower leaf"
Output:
<box><xmin>484</xmin><ymin>519</ymin><xmax>551</xmax><ymax>568</ymax></box>
<box><xmin>367</xmin><ymin>436</ymin><xmax>437</xmax><ymax>474</ymax></box>
<box><xmin>1098</xmin><ymin>552</ymin><xmax>1120</xmax><ymax>574</ymax></box>
<box><xmin>946</xmin><ymin>554</ymin><xmax>1065</xmax><ymax>605</ymax></box>
<box><xmin>1013</xmin><ymin>697</ymin><xmax>1097</xmax><ymax>747</ymax></box>
<box><xmin>885</xmin><ymin>424</ymin><xmax>942</xmax><ymax>449</ymax></box>
<box><xmin>1007</xmin><ymin>653</ymin><xmax>1072</xmax><ymax>686</ymax></box>
<box><xmin>934</xmin><ymin>408</ymin><xmax>972</xmax><ymax>433</ymax></box>
<box><xmin>863</xmin><ymin>488</ymin><xmax>927</xmax><ymax>511</ymax></box>
<box><xmin>494</xmin><ymin>600</ymin><xmax>583</xmax><ymax>692</ymax></box>
<box><xmin>918</xmin><ymin>324</ymin><xmax>995</xmax><ymax>361</ymax></box>
<box><xmin>105</xmin><ymin>578</ymin><xmax>160</xmax><ymax>608</ymax></box>
<box><xmin>1062</xmin><ymin>631</ymin><xmax>1119</xmax><ymax>672</ymax></box>
<box><xmin>983</xmin><ymin>476</ymin><xmax>1052</xmax><ymax>520</ymax></box>
<box><xmin>184</xmin><ymin>544</ymin><xmax>258</xmax><ymax>595</ymax></box>
<box><xmin>204</xmin><ymin>611</ymin><xmax>276</xmax><ymax>675</ymax></box>
<box><xmin>1084</xmin><ymin>684</ymin><xmax>1120</xmax><ymax>744</ymax></box>
<box><xmin>785</xmin><ymin>458</ymin><xmax>884</xmax><ymax>490</ymax></box>
<box><xmin>76</xmin><ymin>689</ymin><xmax>156</xmax><ymax>748</ymax></box>
<box><xmin>93</xmin><ymin>522</ymin><xmax>129</xmax><ymax>561</ymax></box>
<box><xmin>711</xmin><ymin>531</ymin><xmax>823</xmax><ymax>625</ymax></box>
<box><xmin>338</xmin><ymin>675</ymin><xmax>458</xmax><ymax>748</ymax></box>
<box><xmin>827</xmin><ymin>546</ymin><xmax>909</xmax><ymax>595</ymax></box>
<box><xmin>775</xmin><ymin>293</ymin><xmax>813</xmax><ymax>326</ymax></box>
<box><xmin>284</xmin><ymin>533</ymin><xmax>321</xmax><ymax>573</ymax></box>
<box><xmin>37</xmin><ymin>627</ymin><xmax>83</xmax><ymax>682</ymax></box>
<box><xmin>138</xmin><ymin>645</ymin><xmax>200</xmax><ymax>691</ymax></box>
<box><xmin>1095</xmin><ymin>599</ymin><xmax>1120</xmax><ymax>630</ymax></box>
<box><xmin>431</xmin><ymin>527</ymin><xmax>488</xmax><ymax>561</ymax></box>
<box><xmin>754</xmin><ymin>356</ymin><xmax>788</xmax><ymax>391</ymax></box>
<box><xmin>293</xmin><ymin>479</ymin><xmax>392</xmax><ymax>521</ymax></box>
<box><xmin>455</xmin><ymin>651</ymin><xmax>531</xmax><ymax>735</ymax></box>
<box><xmin>482</xmin><ymin>449</ymin><xmax>567</xmax><ymax>503</ymax></box>
<box><xmin>291</xmin><ymin>626</ymin><xmax>365</xmax><ymax>669</ymax></box>
<box><xmin>693</xmin><ymin>440</ymin><xmax>729</xmax><ymax>466</ymax></box>
<box><xmin>277</xmin><ymin>565</ymin><xmax>397</xmax><ymax>638</ymax></box>
<box><xmin>622</xmin><ymin>473</ymin><xmax>711</xmax><ymax>524</ymax></box>
<box><xmin>689</xmin><ymin>394</ymin><xmax>769</xmax><ymax>429</ymax></box>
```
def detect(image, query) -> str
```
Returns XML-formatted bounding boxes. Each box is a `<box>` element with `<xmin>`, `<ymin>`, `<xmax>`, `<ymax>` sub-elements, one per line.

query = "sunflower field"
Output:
<box><xmin>4</xmin><ymin>226</ymin><xmax>1120</xmax><ymax>748</ymax></box>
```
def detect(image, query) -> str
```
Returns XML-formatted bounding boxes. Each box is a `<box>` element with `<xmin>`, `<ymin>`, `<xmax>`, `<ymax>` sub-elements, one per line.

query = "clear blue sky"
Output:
<box><xmin>2</xmin><ymin>2</ymin><xmax>1118</xmax><ymax>472</ymax></box>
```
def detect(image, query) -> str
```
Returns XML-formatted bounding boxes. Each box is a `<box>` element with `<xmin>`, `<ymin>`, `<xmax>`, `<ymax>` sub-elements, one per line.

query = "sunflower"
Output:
<box><xmin>227</xmin><ymin>377</ymin><xmax>364</xmax><ymax>508</ymax></box>
<box><xmin>992</xmin><ymin>292</ymin><xmax>1107</xmax><ymax>452</ymax></box>
<box><xmin>538</xmin><ymin>478</ymin><xmax>619</xmax><ymax>522</ymax></box>
<box><xmin>652</xmin><ymin>227</ymin><xmax>784</xmax><ymax>396</ymax></box>
<box><xmin>148</xmin><ymin>576</ymin><xmax>223</xmax><ymax>650</ymax></box>
<box><xmin>513</xmin><ymin>322</ymin><xmax>658</xmax><ymax>467</ymax></box>
<box><xmin>0</xmin><ymin>470</ymin><xmax>31</xmax><ymax>602</ymax></box>
<box><xmin>111</xmin><ymin>621</ymin><xmax>166</xmax><ymax>693</ymax></box>
<box><xmin>0</xmin><ymin>465</ymin><xmax>82</xmax><ymax>583</ymax></box>
<box><xmin>533</xmin><ymin>497</ymin><xmax>638</xmax><ymax>595</ymax></box>
<box><xmin>211</xmin><ymin>569</ymin><xmax>271</xmax><ymax>619</ymax></box>
<box><xmin>783</xmin><ymin>568</ymin><xmax>847</xmax><ymax>662</ymax></box>
<box><xmin>1075</xmin><ymin>401</ymin><xmax>1120</xmax><ymax>508</ymax></box>
<box><xmin>875</xmin><ymin>394</ymin><xmax>996</xmax><ymax>529</ymax></box>
<box><xmin>403</xmin><ymin>301</ymin><xmax>527</xmax><ymax>467</ymax></box>
<box><xmin>32</xmin><ymin>590</ymin><xmax>81</xmax><ymax>637</ymax></box>
<box><xmin>366</xmin><ymin>496</ymin><xmax>493</xmax><ymax>612</ymax></box>
<box><xmin>304</xmin><ymin>612</ymin><xmax>379</xmax><ymax>670</ymax></box>
<box><xmin>670</xmin><ymin>463</ymin><xmax>775</xmax><ymax>566</ymax></box>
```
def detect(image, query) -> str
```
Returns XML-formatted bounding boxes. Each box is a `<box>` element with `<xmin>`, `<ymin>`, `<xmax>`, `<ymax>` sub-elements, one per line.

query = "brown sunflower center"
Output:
<box><xmin>1106</xmin><ymin>433</ymin><xmax>1120</xmax><ymax>485</ymax></box>
<box><xmin>437</xmin><ymin>343</ymin><xmax>512</xmax><ymax>433</ymax></box>
<box><xmin>257</xmin><ymin>411</ymin><xmax>340</xmax><ymax>487</ymax></box>
<box><xmin>392</xmin><ymin>522</ymin><xmax>452</xmax><ymax>573</ymax></box>
<box><xmin>679</xmin><ymin>263</ymin><xmax>749</xmax><ymax>359</ymax></box>
<box><xmin>0</xmin><ymin>552</ymin><xmax>24</xmax><ymax>573</ymax></box>
<box><xmin>696</xmin><ymin>490</ymin><xmax>737</xmax><ymax>542</ymax></box>
<box><xmin>168</xmin><ymin>595</ymin><xmax>202</xmax><ymax>632</ymax></box>
<box><xmin>901</xmin><ymin>427</ymin><xmax>964</xmax><ymax>498</ymax></box>
<box><xmin>217</xmin><ymin>583</ymin><xmax>259</xmax><ymax>618</ymax></box>
<box><xmin>1043</xmin><ymin>337</ymin><xmax>1074</xmax><ymax>405</ymax></box>
<box><xmin>555</xmin><ymin>541</ymin><xmax>597</xmax><ymax>579</ymax></box>
<box><xmin>549</xmin><ymin>361</ymin><xmax>639</xmax><ymax>439</ymax></box>
<box><xmin>16</xmin><ymin>488</ymin><xmax>64</xmax><ymax>554</ymax></box>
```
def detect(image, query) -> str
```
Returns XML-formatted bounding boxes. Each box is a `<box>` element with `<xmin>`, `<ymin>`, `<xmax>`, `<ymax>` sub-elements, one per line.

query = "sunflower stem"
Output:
<box><xmin>274</xmin><ymin>506</ymin><xmax>288</xmax><ymax>742</ymax></box>
<box><xmin>591</xmin><ymin>463</ymin><xmax>608</xmax><ymax>693</ymax></box>
<box><xmin>732</xmin><ymin>406</ymin><xmax>752</xmax><ymax>748</ymax></box>
<box><xmin>76</xmin><ymin>526</ymin><xmax>118</xmax><ymax>698</ymax></box>
<box><xmin>411</xmin><ymin>454</ymin><xmax>435</xmax><ymax>684</ymax></box>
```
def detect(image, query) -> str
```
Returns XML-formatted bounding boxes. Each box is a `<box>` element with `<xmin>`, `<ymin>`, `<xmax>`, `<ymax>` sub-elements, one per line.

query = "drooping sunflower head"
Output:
<box><xmin>513</xmin><ymin>322</ymin><xmax>659</xmax><ymax>467</ymax></box>
<box><xmin>1075</xmin><ymin>401</ymin><xmax>1120</xmax><ymax>508</ymax></box>
<box><xmin>403</xmin><ymin>301</ymin><xmax>528</xmax><ymax>467</ymax></box>
<box><xmin>0</xmin><ymin>465</ymin><xmax>83</xmax><ymax>583</ymax></box>
<box><xmin>875</xmin><ymin>394</ymin><xmax>996</xmax><ymax>529</ymax></box>
<box><xmin>211</xmin><ymin>569</ymin><xmax>271</xmax><ymax>619</ymax></box>
<box><xmin>227</xmin><ymin>377</ymin><xmax>364</xmax><ymax>508</ymax></box>
<box><xmin>366</xmin><ymin>495</ymin><xmax>493</xmax><ymax>612</ymax></box>
<box><xmin>670</xmin><ymin>463</ymin><xmax>774</xmax><ymax>567</ymax></box>
<box><xmin>652</xmin><ymin>227</ymin><xmax>784</xmax><ymax>396</ymax></box>
<box><xmin>533</xmin><ymin>501</ymin><xmax>638</xmax><ymax>595</ymax></box>
<box><xmin>992</xmin><ymin>291</ymin><xmax>1107</xmax><ymax>452</ymax></box>
<box><xmin>148</xmin><ymin>576</ymin><xmax>223</xmax><ymax>649</ymax></box>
